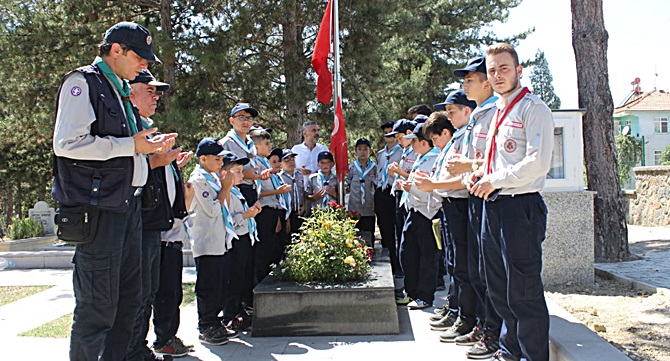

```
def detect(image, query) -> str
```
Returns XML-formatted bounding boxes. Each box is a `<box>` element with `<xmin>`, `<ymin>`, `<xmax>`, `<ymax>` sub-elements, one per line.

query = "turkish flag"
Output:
<box><xmin>312</xmin><ymin>0</ymin><xmax>333</xmax><ymax>104</ymax></box>
<box><xmin>331</xmin><ymin>97</ymin><xmax>348</xmax><ymax>182</ymax></box>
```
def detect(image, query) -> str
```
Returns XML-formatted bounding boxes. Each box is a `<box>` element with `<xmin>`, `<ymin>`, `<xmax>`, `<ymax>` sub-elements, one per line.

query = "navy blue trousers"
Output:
<box><xmin>441</xmin><ymin>200</ymin><xmax>459</xmax><ymax>315</ymax></box>
<box><xmin>254</xmin><ymin>207</ymin><xmax>283</xmax><ymax>285</ymax></box>
<box><xmin>481</xmin><ymin>193</ymin><xmax>549</xmax><ymax>361</ymax></box>
<box><xmin>375</xmin><ymin>187</ymin><xmax>399</xmax><ymax>274</ymax></box>
<box><xmin>443</xmin><ymin>197</ymin><xmax>477</xmax><ymax>324</ymax></box>
<box><xmin>400</xmin><ymin>210</ymin><xmax>440</xmax><ymax>304</ymax></box>
<box><xmin>152</xmin><ymin>242</ymin><xmax>184</xmax><ymax>348</ymax></box>
<box><xmin>69</xmin><ymin>195</ymin><xmax>142</xmax><ymax>361</ymax></box>
<box><xmin>127</xmin><ymin>230</ymin><xmax>162</xmax><ymax>360</ymax></box>
<box><xmin>468</xmin><ymin>195</ymin><xmax>503</xmax><ymax>333</ymax></box>
<box><xmin>195</xmin><ymin>254</ymin><xmax>226</xmax><ymax>331</ymax></box>
<box><xmin>222</xmin><ymin>233</ymin><xmax>254</xmax><ymax>321</ymax></box>
<box><xmin>394</xmin><ymin>193</ymin><xmax>408</xmax><ymax>276</ymax></box>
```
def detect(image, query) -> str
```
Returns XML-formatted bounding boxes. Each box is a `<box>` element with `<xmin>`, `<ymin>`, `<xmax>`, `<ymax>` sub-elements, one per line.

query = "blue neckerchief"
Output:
<box><xmin>380</xmin><ymin>143</ymin><xmax>400</xmax><ymax>188</ymax></box>
<box><xmin>280</xmin><ymin>170</ymin><xmax>301</xmax><ymax>213</ymax></box>
<box><xmin>225</xmin><ymin>129</ymin><xmax>261</xmax><ymax>191</ymax></box>
<box><xmin>257</xmin><ymin>156</ymin><xmax>289</xmax><ymax>213</ymax></box>
<box><xmin>354</xmin><ymin>158</ymin><xmax>375</xmax><ymax>205</ymax></box>
<box><xmin>464</xmin><ymin>95</ymin><xmax>498</xmax><ymax>155</ymax></box>
<box><xmin>318</xmin><ymin>170</ymin><xmax>335</xmax><ymax>207</ymax></box>
<box><xmin>400</xmin><ymin>147</ymin><xmax>439</xmax><ymax>207</ymax></box>
<box><xmin>221</xmin><ymin>200</ymin><xmax>239</xmax><ymax>251</ymax></box>
<box><xmin>230</xmin><ymin>187</ymin><xmax>258</xmax><ymax>244</ymax></box>
<box><xmin>434</xmin><ymin>125</ymin><xmax>467</xmax><ymax>180</ymax></box>
<box><xmin>191</xmin><ymin>165</ymin><xmax>221</xmax><ymax>194</ymax></box>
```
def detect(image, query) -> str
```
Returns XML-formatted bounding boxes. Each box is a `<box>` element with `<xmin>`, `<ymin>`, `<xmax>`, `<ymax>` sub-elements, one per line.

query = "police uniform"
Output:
<box><xmin>374</xmin><ymin>142</ymin><xmax>402</xmax><ymax>273</ymax></box>
<box><xmin>481</xmin><ymin>87</ymin><xmax>554</xmax><ymax>361</ymax></box>
<box><xmin>345</xmin><ymin>157</ymin><xmax>377</xmax><ymax>238</ymax></box>
<box><xmin>52</xmin><ymin>22</ymin><xmax>159</xmax><ymax>361</ymax></box>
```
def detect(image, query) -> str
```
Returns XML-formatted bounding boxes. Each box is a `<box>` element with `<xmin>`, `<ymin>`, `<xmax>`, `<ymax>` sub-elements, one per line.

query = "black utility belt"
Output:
<box><xmin>490</xmin><ymin>191</ymin><xmax>538</xmax><ymax>202</ymax></box>
<box><xmin>162</xmin><ymin>241</ymin><xmax>183</xmax><ymax>250</ymax></box>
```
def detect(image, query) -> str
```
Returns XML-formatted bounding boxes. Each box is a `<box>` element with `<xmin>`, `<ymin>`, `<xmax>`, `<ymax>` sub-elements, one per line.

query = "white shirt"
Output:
<box><xmin>291</xmin><ymin>142</ymin><xmax>329</xmax><ymax>174</ymax></box>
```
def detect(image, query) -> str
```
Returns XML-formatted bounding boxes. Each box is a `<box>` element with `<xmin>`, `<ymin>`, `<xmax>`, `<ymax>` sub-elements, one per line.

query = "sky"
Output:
<box><xmin>488</xmin><ymin>0</ymin><xmax>670</xmax><ymax>109</ymax></box>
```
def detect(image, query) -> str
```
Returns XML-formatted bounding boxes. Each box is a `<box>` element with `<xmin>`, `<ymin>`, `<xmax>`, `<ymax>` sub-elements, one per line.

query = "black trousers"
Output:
<box><xmin>254</xmin><ymin>207</ymin><xmax>283</xmax><ymax>285</ymax></box>
<box><xmin>222</xmin><ymin>233</ymin><xmax>254</xmax><ymax>321</ymax></box>
<box><xmin>482</xmin><ymin>193</ymin><xmax>549</xmax><ymax>361</ymax></box>
<box><xmin>194</xmin><ymin>254</ymin><xmax>225</xmax><ymax>331</ymax></box>
<box><xmin>152</xmin><ymin>242</ymin><xmax>184</xmax><ymax>348</ymax></box>
<box><xmin>375</xmin><ymin>187</ymin><xmax>399</xmax><ymax>273</ymax></box>
<box><xmin>394</xmin><ymin>193</ymin><xmax>408</xmax><ymax>276</ymax></box>
<box><xmin>400</xmin><ymin>210</ymin><xmax>440</xmax><ymax>304</ymax></box>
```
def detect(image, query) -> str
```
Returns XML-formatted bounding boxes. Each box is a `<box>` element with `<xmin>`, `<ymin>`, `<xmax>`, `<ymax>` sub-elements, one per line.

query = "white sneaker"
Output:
<box><xmin>407</xmin><ymin>299</ymin><xmax>432</xmax><ymax>310</ymax></box>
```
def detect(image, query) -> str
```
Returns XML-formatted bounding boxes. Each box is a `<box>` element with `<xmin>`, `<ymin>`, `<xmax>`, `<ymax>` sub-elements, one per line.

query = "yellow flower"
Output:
<box><xmin>344</xmin><ymin>256</ymin><xmax>356</xmax><ymax>265</ymax></box>
<box><xmin>318</xmin><ymin>242</ymin><xmax>326</xmax><ymax>247</ymax></box>
<box><xmin>347</xmin><ymin>243</ymin><xmax>354</xmax><ymax>248</ymax></box>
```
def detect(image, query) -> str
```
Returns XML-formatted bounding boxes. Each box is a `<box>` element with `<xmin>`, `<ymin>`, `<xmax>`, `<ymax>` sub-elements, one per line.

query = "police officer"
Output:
<box><xmin>52</xmin><ymin>22</ymin><xmax>175</xmax><ymax>361</ymax></box>
<box><xmin>469</xmin><ymin>43</ymin><xmax>554</xmax><ymax>361</ymax></box>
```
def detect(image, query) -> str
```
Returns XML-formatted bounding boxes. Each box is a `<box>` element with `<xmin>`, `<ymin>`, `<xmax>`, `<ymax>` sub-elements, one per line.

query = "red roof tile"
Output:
<box><xmin>615</xmin><ymin>90</ymin><xmax>670</xmax><ymax>114</ymax></box>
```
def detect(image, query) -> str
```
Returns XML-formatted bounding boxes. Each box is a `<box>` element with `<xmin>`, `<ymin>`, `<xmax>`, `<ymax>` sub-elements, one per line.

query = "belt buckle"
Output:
<box><xmin>133</xmin><ymin>187</ymin><xmax>143</xmax><ymax>197</ymax></box>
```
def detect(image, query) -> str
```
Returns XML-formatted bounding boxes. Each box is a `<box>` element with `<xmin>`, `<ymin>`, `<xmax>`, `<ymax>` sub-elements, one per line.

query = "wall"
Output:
<box><xmin>627</xmin><ymin>166</ymin><xmax>670</xmax><ymax>226</ymax></box>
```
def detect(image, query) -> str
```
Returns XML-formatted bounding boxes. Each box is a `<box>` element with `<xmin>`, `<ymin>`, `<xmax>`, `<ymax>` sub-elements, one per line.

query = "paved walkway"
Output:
<box><xmin>595</xmin><ymin>225</ymin><xmax>670</xmax><ymax>292</ymax></box>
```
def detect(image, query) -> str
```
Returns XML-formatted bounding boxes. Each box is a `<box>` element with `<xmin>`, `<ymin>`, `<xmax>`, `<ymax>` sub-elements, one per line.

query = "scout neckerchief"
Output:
<box><xmin>230</xmin><ymin>187</ymin><xmax>259</xmax><ymax>245</ymax></box>
<box><xmin>257</xmin><ymin>156</ymin><xmax>290</xmax><ymax>216</ymax></box>
<box><xmin>379</xmin><ymin>143</ymin><xmax>400</xmax><ymax>189</ymax></box>
<box><xmin>392</xmin><ymin>145</ymin><xmax>413</xmax><ymax>194</ymax></box>
<box><xmin>93</xmin><ymin>57</ymin><xmax>139</xmax><ymax>136</ymax></box>
<box><xmin>191</xmin><ymin>165</ymin><xmax>221</xmax><ymax>194</ymax></box>
<box><xmin>432</xmin><ymin>125</ymin><xmax>467</xmax><ymax>180</ymax></box>
<box><xmin>280</xmin><ymin>170</ymin><xmax>301</xmax><ymax>214</ymax></box>
<box><xmin>400</xmin><ymin>147</ymin><xmax>440</xmax><ymax>208</ymax></box>
<box><xmin>318</xmin><ymin>170</ymin><xmax>336</xmax><ymax>207</ymax></box>
<box><xmin>225</xmin><ymin>129</ymin><xmax>261</xmax><ymax>191</ymax></box>
<box><xmin>192</xmin><ymin>165</ymin><xmax>236</xmax><ymax>247</ymax></box>
<box><xmin>353</xmin><ymin>158</ymin><xmax>376</xmax><ymax>205</ymax></box>
<box><xmin>464</xmin><ymin>95</ymin><xmax>498</xmax><ymax>155</ymax></box>
<box><xmin>486</xmin><ymin>87</ymin><xmax>530</xmax><ymax>174</ymax></box>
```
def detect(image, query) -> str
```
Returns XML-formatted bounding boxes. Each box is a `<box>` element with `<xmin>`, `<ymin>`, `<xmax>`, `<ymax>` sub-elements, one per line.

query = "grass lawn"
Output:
<box><xmin>0</xmin><ymin>286</ymin><xmax>50</xmax><ymax>307</ymax></box>
<box><xmin>18</xmin><ymin>283</ymin><xmax>196</xmax><ymax>338</ymax></box>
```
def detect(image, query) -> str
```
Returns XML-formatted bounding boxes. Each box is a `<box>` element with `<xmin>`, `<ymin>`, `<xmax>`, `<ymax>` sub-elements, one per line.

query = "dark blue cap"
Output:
<box><xmin>104</xmin><ymin>22</ymin><xmax>161</xmax><ymax>63</ymax></box>
<box><xmin>317</xmin><ymin>151</ymin><xmax>334</xmax><ymax>162</ymax></box>
<box><xmin>453</xmin><ymin>56</ymin><xmax>486</xmax><ymax>78</ymax></box>
<box><xmin>434</xmin><ymin>89</ymin><xmax>477</xmax><ymax>111</ymax></box>
<box><xmin>413</xmin><ymin>114</ymin><xmax>429</xmax><ymax>124</ymax></box>
<box><xmin>403</xmin><ymin>123</ymin><xmax>427</xmax><ymax>140</ymax></box>
<box><xmin>196</xmin><ymin>137</ymin><xmax>224</xmax><ymax>156</ymax></box>
<box><xmin>220</xmin><ymin>150</ymin><xmax>250</xmax><ymax>166</ymax></box>
<box><xmin>129</xmin><ymin>69</ymin><xmax>170</xmax><ymax>91</ymax></box>
<box><xmin>355</xmin><ymin>138</ymin><xmax>371</xmax><ymax>147</ymax></box>
<box><xmin>385</xmin><ymin>119</ymin><xmax>417</xmax><ymax>137</ymax></box>
<box><xmin>230</xmin><ymin>102</ymin><xmax>259</xmax><ymax>117</ymax></box>
<box><xmin>380</xmin><ymin>120</ymin><xmax>395</xmax><ymax>129</ymax></box>
<box><xmin>268</xmin><ymin>147</ymin><xmax>283</xmax><ymax>159</ymax></box>
<box><xmin>281</xmin><ymin>149</ymin><xmax>297</xmax><ymax>160</ymax></box>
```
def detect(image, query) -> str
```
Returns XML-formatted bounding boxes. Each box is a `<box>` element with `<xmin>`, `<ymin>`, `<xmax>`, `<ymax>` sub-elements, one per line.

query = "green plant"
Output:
<box><xmin>614</xmin><ymin>134</ymin><xmax>643</xmax><ymax>187</ymax></box>
<box><xmin>6</xmin><ymin>217</ymin><xmax>44</xmax><ymax>240</ymax></box>
<box><xmin>275</xmin><ymin>202</ymin><xmax>372</xmax><ymax>283</ymax></box>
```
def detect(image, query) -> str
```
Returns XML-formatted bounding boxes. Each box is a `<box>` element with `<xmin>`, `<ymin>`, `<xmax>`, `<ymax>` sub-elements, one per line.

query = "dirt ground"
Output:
<box><xmin>546</xmin><ymin>276</ymin><xmax>670</xmax><ymax>361</ymax></box>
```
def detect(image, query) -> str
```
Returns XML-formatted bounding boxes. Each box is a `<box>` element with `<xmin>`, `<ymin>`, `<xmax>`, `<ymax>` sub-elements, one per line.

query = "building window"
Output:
<box><xmin>547</xmin><ymin>127</ymin><xmax>565</xmax><ymax>179</ymax></box>
<box><xmin>654</xmin><ymin>150</ymin><xmax>663</xmax><ymax>165</ymax></box>
<box><xmin>654</xmin><ymin>117</ymin><xmax>668</xmax><ymax>133</ymax></box>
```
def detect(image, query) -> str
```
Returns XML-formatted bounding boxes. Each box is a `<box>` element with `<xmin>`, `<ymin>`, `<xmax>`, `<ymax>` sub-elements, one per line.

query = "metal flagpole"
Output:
<box><xmin>332</xmin><ymin>0</ymin><xmax>346</xmax><ymax>206</ymax></box>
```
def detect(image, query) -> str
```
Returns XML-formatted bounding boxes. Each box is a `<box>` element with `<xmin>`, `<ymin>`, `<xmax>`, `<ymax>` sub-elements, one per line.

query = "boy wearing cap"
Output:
<box><xmin>375</xmin><ymin>121</ymin><xmax>403</xmax><ymax>274</ymax></box>
<box><xmin>52</xmin><ymin>21</ymin><xmax>175</xmax><ymax>360</ymax></box>
<box><xmin>306</xmin><ymin>151</ymin><xmax>339</xmax><ymax>210</ymax></box>
<box><xmin>127</xmin><ymin>70</ymin><xmax>195</xmax><ymax>359</ymax></box>
<box><xmin>469</xmin><ymin>43</ymin><xmax>554</xmax><ymax>361</ymax></box>
<box><xmin>279</xmin><ymin>149</ymin><xmax>306</xmax><ymax>238</ymax></box>
<box><xmin>345</xmin><ymin>138</ymin><xmax>377</xmax><ymax>242</ymax></box>
<box><xmin>219</xmin><ymin>151</ymin><xmax>262</xmax><ymax>332</ymax></box>
<box><xmin>397</xmin><ymin>123</ymin><xmax>441</xmax><ymax>310</ymax></box>
<box><xmin>187</xmin><ymin>138</ymin><xmax>238</xmax><ymax>346</ymax></box>
<box><xmin>220</xmin><ymin>103</ymin><xmax>270</xmax><ymax>206</ymax></box>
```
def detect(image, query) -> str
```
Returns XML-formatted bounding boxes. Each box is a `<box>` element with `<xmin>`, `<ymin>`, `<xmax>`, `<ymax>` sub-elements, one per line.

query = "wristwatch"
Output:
<box><xmin>471</xmin><ymin>161</ymin><xmax>479</xmax><ymax>172</ymax></box>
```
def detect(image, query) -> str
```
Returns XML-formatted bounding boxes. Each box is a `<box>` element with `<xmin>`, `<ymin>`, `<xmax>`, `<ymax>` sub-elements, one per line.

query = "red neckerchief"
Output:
<box><xmin>485</xmin><ymin>87</ymin><xmax>530</xmax><ymax>174</ymax></box>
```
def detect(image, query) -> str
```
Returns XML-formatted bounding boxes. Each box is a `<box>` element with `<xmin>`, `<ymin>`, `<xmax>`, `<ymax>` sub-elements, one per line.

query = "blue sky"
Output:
<box><xmin>488</xmin><ymin>0</ymin><xmax>670</xmax><ymax>109</ymax></box>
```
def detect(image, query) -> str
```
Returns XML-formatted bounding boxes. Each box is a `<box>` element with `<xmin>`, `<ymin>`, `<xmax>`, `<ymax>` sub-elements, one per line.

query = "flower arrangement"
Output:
<box><xmin>6</xmin><ymin>217</ymin><xmax>44</xmax><ymax>240</ymax></box>
<box><xmin>275</xmin><ymin>202</ymin><xmax>372</xmax><ymax>283</ymax></box>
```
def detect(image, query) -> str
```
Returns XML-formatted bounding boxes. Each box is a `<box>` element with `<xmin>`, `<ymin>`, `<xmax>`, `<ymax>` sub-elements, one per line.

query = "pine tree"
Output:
<box><xmin>529</xmin><ymin>50</ymin><xmax>561</xmax><ymax>109</ymax></box>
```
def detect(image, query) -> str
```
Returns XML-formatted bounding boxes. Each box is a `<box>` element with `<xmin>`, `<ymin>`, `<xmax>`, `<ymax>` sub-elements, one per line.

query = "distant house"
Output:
<box><xmin>614</xmin><ymin>90</ymin><xmax>670</xmax><ymax>166</ymax></box>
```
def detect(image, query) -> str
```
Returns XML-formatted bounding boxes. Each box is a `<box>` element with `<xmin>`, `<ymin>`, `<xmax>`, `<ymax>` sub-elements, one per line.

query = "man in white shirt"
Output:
<box><xmin>291</xmin><ymin>121</ymin><xmax>328</xmax><ymax>176</ymax></box>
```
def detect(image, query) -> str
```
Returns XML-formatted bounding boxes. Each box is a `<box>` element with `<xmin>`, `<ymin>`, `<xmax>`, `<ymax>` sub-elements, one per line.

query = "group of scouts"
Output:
<box><xmin>53</xmin><ymin>20</ymin><xmax>553</xmax><ymax>361</ymax></box>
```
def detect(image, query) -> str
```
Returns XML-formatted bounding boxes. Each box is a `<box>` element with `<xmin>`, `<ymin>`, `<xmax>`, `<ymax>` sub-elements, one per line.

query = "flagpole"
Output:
<box><xmin>332</xmin><ymin>0</ymin><xmax>345</xmax><ymax>206</ymax></box>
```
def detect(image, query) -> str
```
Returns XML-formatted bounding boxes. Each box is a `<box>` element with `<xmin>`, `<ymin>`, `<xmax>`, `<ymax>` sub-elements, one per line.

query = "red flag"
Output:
<box><xmin>331</xmin><ymin>97</ymin><xmax>348</xmax><ymax>182</ymax></box>
<box><xmin>312</xmin><ymin>0</ymin><xmax>333</xmax><ymax>104</ymax></box>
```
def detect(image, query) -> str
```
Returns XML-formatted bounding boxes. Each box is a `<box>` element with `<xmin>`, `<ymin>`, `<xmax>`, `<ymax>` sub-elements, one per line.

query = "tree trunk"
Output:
<box><xmin>159</xmin><ymin>0</ymin><xmax>175</xmax><ymax>113</ymax></box>
<box><xmin>282</xmin><ymin>0</ymin><xmax>307</xmax><ymax>147</ymax></box>
<box><xmin>571</xmin><ymin>0</ymin><xmax>629</xmax><ymax>261</ymax></box>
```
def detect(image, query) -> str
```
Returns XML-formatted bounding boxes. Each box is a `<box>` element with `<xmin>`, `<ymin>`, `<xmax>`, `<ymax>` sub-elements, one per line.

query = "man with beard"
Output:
<box><xmin>291</xmin><ymin>121</ymin><xmax>329</xmax><ymax>176</ymax></box>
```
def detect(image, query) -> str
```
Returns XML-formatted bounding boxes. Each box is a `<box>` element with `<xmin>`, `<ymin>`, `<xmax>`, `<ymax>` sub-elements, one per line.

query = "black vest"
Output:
<box><xmin>141</xmin><ymin>158</ymin><xmax>187</xmax><ymax>232</ymax></box>
<box><xmin>52</xmin><ymin>65</ymin><xmax>141</xmax><ymax>212</ymax></box>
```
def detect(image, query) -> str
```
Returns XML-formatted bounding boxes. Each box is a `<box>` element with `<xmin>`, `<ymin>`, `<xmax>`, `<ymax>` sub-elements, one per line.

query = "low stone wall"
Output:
<box><xmin>542</xmin><ymin>191</ymin><xmax>595</xmax><ymax>285</ymax></box>
<box><xmin>627</xmin><ymin>166</ymin><xmax>670</xmax><ymax>227</ymax></box>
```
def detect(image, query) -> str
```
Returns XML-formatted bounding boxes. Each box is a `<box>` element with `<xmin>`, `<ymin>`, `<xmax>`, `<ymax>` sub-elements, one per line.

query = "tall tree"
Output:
<box><xmin>571</xmin><ymin>0</ymin><xmax>629</xmax><ymax>261</ymax></box>
<box><xmin>529</xmin><ymin>49</ymin><xmax>561</xmax><ymax>109</ymax></box>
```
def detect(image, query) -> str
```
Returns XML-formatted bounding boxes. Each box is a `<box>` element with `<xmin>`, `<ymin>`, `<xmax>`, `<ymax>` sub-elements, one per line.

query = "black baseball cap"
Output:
<box><xmin>220</xmin><ymin>150</ymin><xmax>250</xmax><ymax>166</ymax></box>
<box><xmin>403</xmin><ymin>123</ymin><xmax>427</xmax><ymax>141</ymax></box>
<box><xmin>355</xmin><ymin>138</ymin><xmax>371</xmax><ymax>147</ymax></box>
<box><xmin>380</xmin><ymin>120</ymin><xmax>395</xmax><ymax>129</ymax></box>
<box><xmin>453</xmin><ymin>56</ymin><xmax>486</xmax><ymax>78</ymax></box>
<box><xmin>129</xmin><ymin>69</ymin><xmax>170</xmax><ymax>91</ymax></box>
<box><xmin>434</xmin><ymin>89</ymin><xmax>477</xmax><ymax>111</ymax></box>
<box><xmin>268</xmin><ymin>147</ymin><xmax>283</xmax><ymax>160</ymax></box>
<box><xmin>104</xmin><ymin>22</ymin><xmax>161</xmax><ymax>63</ymax></box>
<box><xmin>317</xmin><ymin>151</ymin><xmax>334</xmax><ymax>162</ymax></box>
<box><xmin>196</xmin><ymin>137</ymin><xmax>224</xmax><ymax>156</ymax></box>
<box><xmin>385</xmin><ymin>119</ymin><xmax>417</xmax><ymax>137</ymax></box>
<box><xmin>412</xmin><ymin>114</ymin><xmax>429</xmax><ymax>124</ymax></box>
<box><xmin>230</xmin><ymin>103</ymin><xmax>259</xmax><ymax>117</ymax></box>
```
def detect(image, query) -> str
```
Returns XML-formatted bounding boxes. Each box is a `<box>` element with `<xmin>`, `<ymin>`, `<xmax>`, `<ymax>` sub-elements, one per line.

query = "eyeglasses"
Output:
<box><xmin>234</xmin><ymin>115</ymin><xmax>254</xmax><ymax>122</ymax></box>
